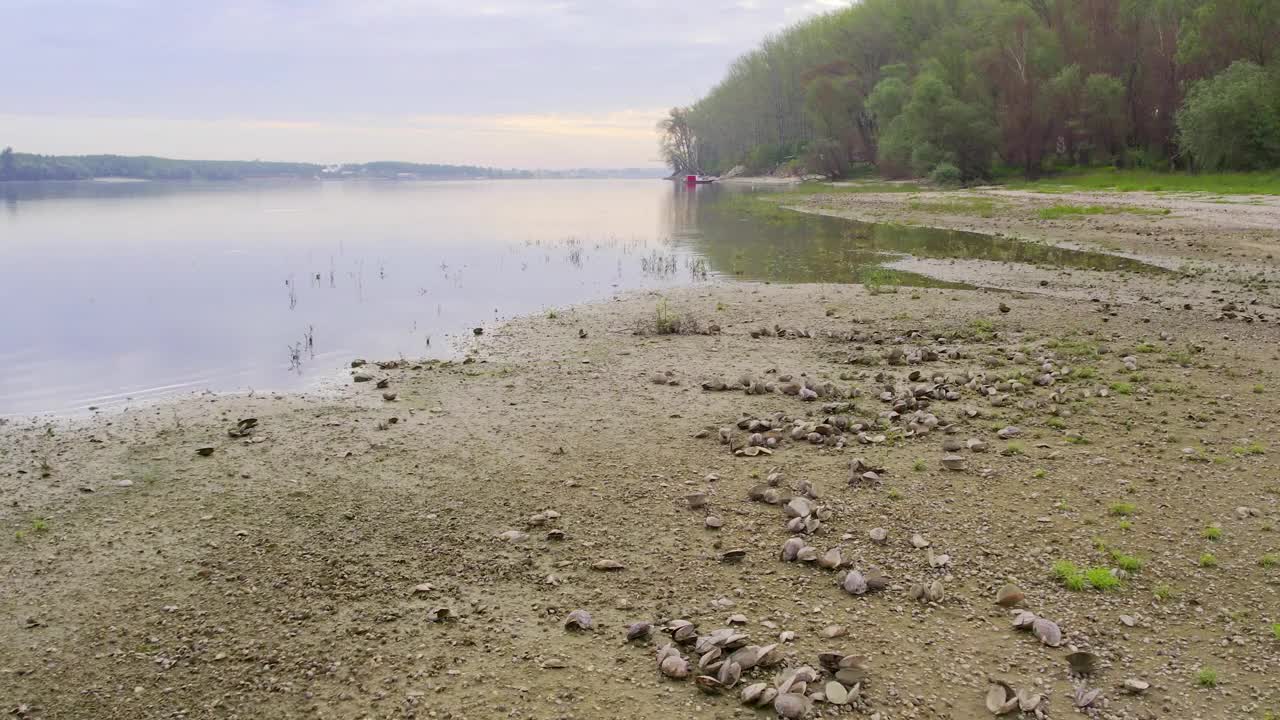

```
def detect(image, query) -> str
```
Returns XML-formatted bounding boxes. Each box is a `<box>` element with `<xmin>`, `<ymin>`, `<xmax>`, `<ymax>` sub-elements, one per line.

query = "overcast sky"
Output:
<box><xmin>2</xmin><ymin>0</ymin><xmax>845</xmax><ymax>168</ymax></box>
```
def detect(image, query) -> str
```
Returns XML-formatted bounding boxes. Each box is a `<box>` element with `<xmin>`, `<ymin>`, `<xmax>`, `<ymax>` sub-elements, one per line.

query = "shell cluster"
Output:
<box><xmin>647</xmin><ymin>623</ymin><xmax>870</xmax><ymax>716</ymax></box>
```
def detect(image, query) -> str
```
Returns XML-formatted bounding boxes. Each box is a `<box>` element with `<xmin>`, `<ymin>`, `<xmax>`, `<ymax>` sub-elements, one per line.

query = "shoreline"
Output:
<box><xmin>3</xmin><ymin>192</ymin><xmax>1279</xmax><ymax>719</ymax></box>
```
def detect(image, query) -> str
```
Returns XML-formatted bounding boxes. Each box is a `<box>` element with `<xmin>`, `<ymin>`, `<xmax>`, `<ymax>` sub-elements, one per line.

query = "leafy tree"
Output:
<box><xmin>658</xmin><ymin>107</ymin><xmax>700</xmax><ymax>174</ymax></box>
<box><xmin>0</xmin><ymin>147</ymin><xmax>13</xmax><ymax>180</ymax></box>
<box><xmin>1176</xmin><ymin>61</ymin><xmax>1280</xmax><ymax>170</ymax></box>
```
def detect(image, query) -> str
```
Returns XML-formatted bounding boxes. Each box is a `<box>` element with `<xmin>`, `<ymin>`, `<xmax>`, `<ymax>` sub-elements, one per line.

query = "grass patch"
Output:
<box><xmin>1109</xmin><ymin>502</ymin><xmax>1137</xmax><ymax>517</ymax></box>
<box><xmin>653</xmin><ymin>298</ymin><xmax>688</xmax><ymax>335</ymax></box>
<box><xmin>1199</xmin><ymin>553</ymin><xmax>1218</xmax><ymax>568</ymax></box>
<box><xmin>1153</xmin><ymin>584</ymin><xmax>1174</xmax><ymax>601</ymax></box>
<box><xmin>546</xmin><ymin>308</ymin><xmax>559</xmax><ymax>319</ymax></box>
<box><xmin>1261</xmin><ymin>554</ymin><xmax>1278</xmax><ymax>568</ymax></box>
<box><xmin>1196</xmin><ymin>667</ymin><xmax>1218</xmax><ymax>688</ymax></box>
<box><xmin>1112</xmin><ymin>552</ymin><xmax>1144</xmax><ymax>573</ymax></box>
<box><xmin>887</xmin><ymin>488</ymin><xmax>902</xmax><ymax>500</ymax></box>
<box><xmin>1006</xmin><ymin>167</ymin><xmax>1280</xmax><ymax>195</ymax></box>
<box><xmin>908</xmin><ymin>197</ymin><xmax>999</xmax><ymax>218</ymax></box>
<box><xmin>1232</xmin><ymin>442</ymin><xmax>1266</xmax><ymax>456</ymax></box>
<box><xmin>912</xmin><ymin>458</ymin><xmax>926</xmax><ymax>472</ymax></box>
<box><xmin>1272</xmin><ymin>623</ymin><xmax>1280</xmax><ymax>641</ymax></box>
<box><xmin>1203</xmin><ymin>525</ymin><xmax>1223</xmax><ymax>541</ymax></box>
<box><xmin>1109</xmin><ymin>381</ymin><xmax>1134</xmax><ymax>395</ymax></box>
<box><xmin>1085</xmin><ymin>567</ymin><xmax>1121</xmax><ymax>591</ymax></box>
<box><xmin>1036</xmin><ymin>203</ymin><xmax>1171</xmax><ymax>220</ymax></box>
<box><xmin>1000</xmin><ymin>441</ymin><xmax>1025</xmax><ymax>457</ymax></box>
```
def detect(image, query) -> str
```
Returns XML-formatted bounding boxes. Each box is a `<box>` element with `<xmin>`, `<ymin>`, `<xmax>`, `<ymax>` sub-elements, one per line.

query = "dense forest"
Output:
<box><xmin>660</xmin><ymin>0</ymin><xmax>1280</xmax><ymax>181</ymax></box>
<box><xmin>0</xmin><ymin>148</ymin><xmax>528</xmax><ymax>182</ymax></box>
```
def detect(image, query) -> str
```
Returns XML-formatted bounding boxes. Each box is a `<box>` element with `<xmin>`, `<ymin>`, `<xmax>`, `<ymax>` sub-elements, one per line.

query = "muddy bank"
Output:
<box><xmin>786</xmin><ymin>186</ymin><xmax>1280</xmax><ymax>275</ymax></box>
<box><xmin>3</xmin><ymin>277</ymin><xmax>1279</xmax><ymax>719</ymax></box>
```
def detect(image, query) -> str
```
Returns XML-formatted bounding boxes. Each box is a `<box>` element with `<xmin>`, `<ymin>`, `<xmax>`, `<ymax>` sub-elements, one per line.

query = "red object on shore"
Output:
<box><xmin>686</xmin><ymin>174</ymin><xmax>697</xmax><ymax>186</ymax></box>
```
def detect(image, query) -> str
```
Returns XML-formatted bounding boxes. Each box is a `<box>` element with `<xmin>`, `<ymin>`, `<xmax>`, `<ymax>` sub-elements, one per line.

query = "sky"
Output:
<box><xmin>2</xmin><ymin>0</ymin><xmax>847</xmax><ymax>168</ymax></box>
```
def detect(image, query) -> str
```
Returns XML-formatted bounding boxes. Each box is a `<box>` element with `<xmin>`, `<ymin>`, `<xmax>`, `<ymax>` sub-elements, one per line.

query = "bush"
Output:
<box><xmin>1176</xmin><ymin>61</ymin><xmax>1280</xmax><ymax>171</ymax></box>
<box><xmin>929</xmin><ymin>162</ymin><xmax>963</xmax><ymax>187</ymax></box>
<box><xmin>803</xmin><ymin>138</ymin><xmax>851</xmax><ymax>178</ymax></box>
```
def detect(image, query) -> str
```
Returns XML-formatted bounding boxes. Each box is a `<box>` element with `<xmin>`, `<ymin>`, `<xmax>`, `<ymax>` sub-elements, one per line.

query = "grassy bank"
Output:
<box><xmin>1004</xmin><ymin>168</ymin><xmax>1280</xmax><ymax>195</ymax></box>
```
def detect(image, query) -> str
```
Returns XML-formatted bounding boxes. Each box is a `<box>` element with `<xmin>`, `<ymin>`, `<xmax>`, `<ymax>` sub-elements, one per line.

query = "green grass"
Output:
<box><xmin>1109</xmin><ymin>381</ymin><xmax>1134</xmax><ymax>395</ymax></box>
<box><xmin>1001</xmin><ymin>441</ymin><xmax>1025</xmax><ymax>457</ymax></box>
<box><xmin>1153</xmin><ymin>584</ymin><xmax>1174</xmax><ymax>601</ymax></box>
<box><xmin>1032</xmin><ymin>468</ymin><xmax>1047</xmax><ymax>479</ymax></box>
<box><xmin>1196</xmin><ymin>667</ymin><xmax>1219</xmax><ymax>688</ymax></box>
<box><xmin>1199</xmin><ymin>553</ymin><xmax>1218</xmax><ymax>568</ymax></box>
<box><xmin>908</xmin><ymin>197</ymin><xmax>999</xmax><ymax>218</ymax></box>
<box><xmin>913</xmin><ymin>458</ymin><xmax>926</xmax><ymax>472</ymax></box>
<box><xmin>1085</xmin><ymin>567</ymin><xmax>1121</xmax><ymax>591</ymax></box>
<box><xmin>1119</xmin><ymin>520</ymin><xmax>1133</xmax><ymax>531</ymax></box>
<box><xmin>1007</xmin><ymin>168</ymin><xmax>1280</xmax><ymax>196</ymax></box>
<box><xmin>1071</xmin><ymin>366</ymin><xmax>1098</xmax><ymax>381</ymax></box>
<box><xmin>1261</xmin><ymin>554</ymin><xmax>1278</xmax><ymax>568</ymax></box>
<box><xmin>1232</xmin><ymin>442</ymin><xmax>1266</xmax><ymax>456</ymax></box>
<box><xmin>32</xmin><ymin>518</ymin><xmax>48</xmax><ymax>533</ymax></box>
<box><xmin>654</xmin><ymin>298</ymin><xmax>685</xmax><ymax>335</ymax></box>
<box><xmin>1272</xmin><ymin>623</ymin><xmax>1280</xmax><ymax>641</ymax></box>
<box><xmin>1112</xmin><ymin>552</ymin><xmax>1144</xmax><ymax>573</ymax></box>
<box><xmin>1109</xmin><ymin>502</ymin><xmax>1137</xmax><ymax>517</ymax></box>
<box><xmin>887</xmin><ymin>488</ymin><xmax>902</xmax><ymax>500</ymax></box>
<box><xmin>1036</xmin><ymin>203</ymin><xmax>1171</xmax><ymax>220</ymax></box>
<box><xmin>1203</xmin><ymin>525</ymin><xmax>1223</xmax><ymax>541</ymax></box>
<box><xmin>795</xmin><ymin>180</ymin><xmax>926</xmax><ymax>194</ymax></box>
<box><xmin>546</xmin><ymin>308</ymin><xmax>559</xmax><ymax>319</ymax></box>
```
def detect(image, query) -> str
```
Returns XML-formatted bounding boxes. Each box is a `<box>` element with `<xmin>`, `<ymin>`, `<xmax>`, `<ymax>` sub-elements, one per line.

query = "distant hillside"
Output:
<box><xmin>0</xmin><ymin>148</ymin><xmax>529</xmax><ymax>181</ymax></box>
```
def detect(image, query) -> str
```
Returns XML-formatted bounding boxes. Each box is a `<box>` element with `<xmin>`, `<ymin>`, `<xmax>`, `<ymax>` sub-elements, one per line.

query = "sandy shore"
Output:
<box><xmin>3</xmin><ymin>195</ymin><xmax>1279</xmax><ymax>719</ymax></box>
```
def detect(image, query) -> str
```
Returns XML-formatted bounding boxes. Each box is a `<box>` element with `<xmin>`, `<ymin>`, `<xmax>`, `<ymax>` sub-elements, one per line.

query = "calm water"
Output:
<box><xmin>0</xmin><ymin>179</ymin><xmax>1154</xmax><ymax>416</ymax></box>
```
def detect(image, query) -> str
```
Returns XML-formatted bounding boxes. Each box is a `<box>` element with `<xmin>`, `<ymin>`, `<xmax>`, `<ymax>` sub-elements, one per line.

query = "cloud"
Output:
<box><xmin>1</xmin><ymin>110</ymin><xmax>670</xmax><ymax>169</ymax></box>
<box><xmin>3</xmin><ymin>0</ymin><xmax>846</xmax><ymax>165</ymax></box>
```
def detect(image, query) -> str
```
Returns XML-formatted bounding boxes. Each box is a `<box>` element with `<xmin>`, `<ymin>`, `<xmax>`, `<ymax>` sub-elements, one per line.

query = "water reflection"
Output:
<box><xmin>0</xmin><ymin>179</ymin><xmax>1157</xmax><ymax>415</ymax></box>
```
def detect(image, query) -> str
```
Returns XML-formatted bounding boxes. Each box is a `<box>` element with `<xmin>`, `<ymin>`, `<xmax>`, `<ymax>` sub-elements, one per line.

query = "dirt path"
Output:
<box><xmin>4</xmin><ymin>275</ymin><xmax>1279</xmax><ymax>719</ymax></box>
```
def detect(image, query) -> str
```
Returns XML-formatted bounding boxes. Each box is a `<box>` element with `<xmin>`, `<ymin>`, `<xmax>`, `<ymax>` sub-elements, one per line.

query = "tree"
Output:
<box><xmin>1082</xmin><ymin>73</ymin><xmax>1129</xmax><ymax>159</ymax></box>
<box><xmin>658</xmin><ymin>108</ymin><xmax>700</xmax><ymax>174</ymax></box>
<box><xmin>1178</xmin><ymin>0</ymin><xmax>1280</xmax><ymax>71</ymax></box>
<box><xmin>0</xmin><ymin>147</ymin><xmax>13</xmax><ymax>180</ymax></box>
<box><xmin>1176</xmin><ymin>61</ymin><xmax>1280</xmax><ymax>170</ymax></box>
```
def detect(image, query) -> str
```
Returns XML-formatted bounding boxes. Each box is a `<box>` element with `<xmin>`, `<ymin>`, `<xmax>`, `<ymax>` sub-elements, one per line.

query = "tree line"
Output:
<box><xmin>660</xmin><ymin>0</ymin><xmax>1280</xmax><ymax>181</ymax></box>
<box><xmin>0</xmin><ymin>148</ymin><xmax>529</xmax><ymax>182</ymax></box>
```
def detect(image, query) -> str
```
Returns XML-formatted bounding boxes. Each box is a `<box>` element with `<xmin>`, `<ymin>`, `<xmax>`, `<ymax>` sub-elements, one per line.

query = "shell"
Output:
<box><xmin>797</xmin><ymin>546</ymin><xmax>819</xmax><ymax>562</ymax></box>
<box><xmin>740</xmin><ymin>682</ymin><xmax>767</xmax><ymax>705</ymax></box>
<box><xmin>928</xmin><ymin>580</ymin><xmax>945</xmax><ymax>602</ymax></box>
<box><xmin>785</xmin><ymin>497</ymin><xmax>812</xmax><ymax>518</ymax></box>
<box><xmin>841</xmin><ymin>570</ymin><xmax>868</xmax><ymax>595</ymax></box>
<box><xmin>1017</xmin><ymin>689</ymin><xmax>1042</xmax><ymax>711</ymax></box>
<box><xmin>686</xmin><ymin>492</ymin><xmax>708</xmax><ymax>509</ymax></box>
<box><xmin>756</xmin><ymin>687</ymin><xmax>778</xmax><ymax>707</ymax></box>
<box><xmin>941</xmin><ymin>454</ymin><xmax>967</xmax><ymax>471</ymax></box>
<box><xmin>564</xmin><ymin>609</ymin><xmax>593</xmax><ymax>631</ymax></box>
<box><xmin>995</xmin><ymin>584</ymin><xmax>1025</xmax><ymax>608</ymax></box>
<box><xmin>781</xmin><ymin>537</ymin><xmax>806</xmax><ymax>562</ymax></box>
<box><xmin>868</xmin><ymin>527</ymin><xmax>888</xmax><ymax>544</ymax></box>
<box><xmin>591</xmin><ymin>559</ymin><xmax>625</xmax><ymax>571</ymax></box>
<box><xmin>1012</xmin><ymin>611</ymin><xmax>1038</xmax><ymax>630</ymax></box>
<box><xmin>716</xmin><ymin>660</ymin><xmax>742</xmax><ymax>687</ymax></box>
<box><xmin>1066</xmin><ymin>651</ymin><xmax>1097</xmax><ymax>675</ymax></box>
<box><xmin>818</xmin><ymin>548</ymin><xmax>843</xmax><ymax>569</ymax></box>
<box><xmin>817</xmin><ymin>652</ymin><xmax>844</xmax><ymax>671</ymax></box>
<box><xmin>824</xmin><ymin>681</ymin><xmax>849</xmax><ymax>705</ymax></box>
<box><xmin>625</xmin><ymin>621</ymin><xmax>652</xmax><ymax>641</ymax></box>
<box><xmin>985</xmin><ymin>682</ymin><xmax>1018</xmax><ymax>715</ymax></box>
<box><xmin>698</xmin><ymin>648</ymin><xmax>722</xmax><ymax>670</ymax></box>
<box><xmin>1074</xmin><ymin>687</ymin><xmax>1102</xmax><ymax>708</ymax></box>
<box><xmin>694</xmin><ymin>675</ymin><xmax>724</xmax><ymax>694</ymax></box>
<box><xmin>1032</xmin><ymin>618</ymin><xmax>1062</xmax><ymax>647</ymax></box>
<box><xmin>673</xmin><ymin>624</ymin><xmax>698</xmax><ymax>644</ymax></box>
<box><xmin>704</xmin><ymin>515</ymin><xmax>723</xmax><ymax>529</ymax></box>
<box><xmin>773</xmin><ymin>693</ymin><xmax>810</xmax><ymax>720</ymax></box>
<box><xmin>659</xmin><ymin>655</ymin><xmax>690</xmax><ymax>679</ymax></box>
<box><xmin>719</xmin><ymin>548</ymin><xmax>747</xmax><ymax>563</ymax></box>
<box><xmin>656</xmin><ymin>643</ymin><xmax>681</xmax><ymax>663</ymax></box>
<box><xmin>834</xmin><ymin>667</ymin><xmax>868</xmax><ymax>686</ymax></box>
